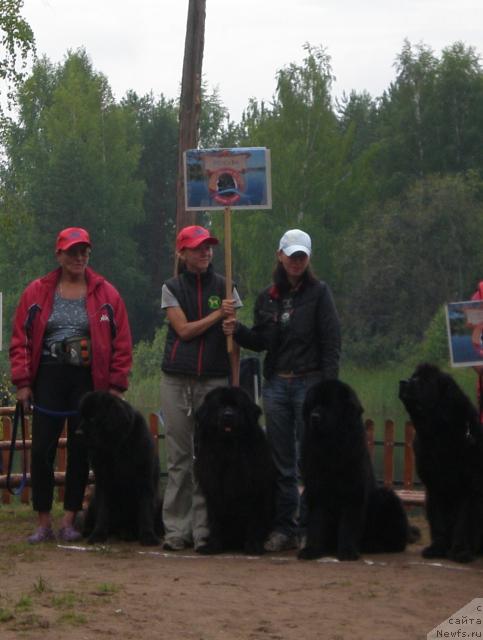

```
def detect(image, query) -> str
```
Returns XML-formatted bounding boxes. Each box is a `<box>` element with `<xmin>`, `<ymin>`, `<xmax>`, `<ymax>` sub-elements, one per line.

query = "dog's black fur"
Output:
<box><xmin>78</xmin><ymin>391</ymin><xmax>163</xmax><ymax>546</ymax></box>
<box><xmin>194</xmin><ymin>386</ymin><xmax>275</xmax><ymax>555</ymax></box>
<box><xmin>299</xmin><ymin>379</ymin><xmax>411</xmax><ymax>561</ymax></box>
<box><xmin>399</xmin><ymin>363</ymin><xmax>483</xmax><ymax>563</ymax></box>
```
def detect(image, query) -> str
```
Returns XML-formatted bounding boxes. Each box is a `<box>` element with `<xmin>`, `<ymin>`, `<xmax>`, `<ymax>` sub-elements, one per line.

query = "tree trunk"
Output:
<box><xmin>175</xmin><ymin>0</ymin><xmax>206</xmax><ymax>246</ymax></box>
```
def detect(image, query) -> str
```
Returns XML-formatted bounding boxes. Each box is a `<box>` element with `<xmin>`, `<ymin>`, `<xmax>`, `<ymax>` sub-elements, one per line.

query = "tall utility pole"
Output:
<box><xmin>175</xmin><ymin>0</ymin><xmax>206</xmax><ymax>238</ymax></box>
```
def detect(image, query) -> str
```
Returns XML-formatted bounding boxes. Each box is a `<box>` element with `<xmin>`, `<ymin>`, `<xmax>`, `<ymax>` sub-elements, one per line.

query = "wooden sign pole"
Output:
<box><xmin>224</xmin><ymin>207</ymin><xmax>240</xmax><ymax>386</ymax></box>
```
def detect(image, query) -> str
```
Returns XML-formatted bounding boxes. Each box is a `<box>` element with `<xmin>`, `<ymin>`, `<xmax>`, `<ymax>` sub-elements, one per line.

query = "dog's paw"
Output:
<box><xmin>87</xmin><ymin>531</ymin><xmax>108</xmax><ymax>544</ymax></box>
<box><xmin>196</xmin><ymin>541</ymin><xmax>222</xmax><ymax>555</ymax></box>
<box><xmin>448</xmin><ymin>546</ymin><xmax>473</xmax><ymax>563</ymax></box>
<box><xmin>337</xmin><ymin>547</ymin><xmax>360</xmax><ymax>561</ymax></box>
<box><xmin>297</xmin><ymin>546</ymin><xmax>323</xmax><ymax>560</ymax></box>
<box><xmin>422</xmin><ymin>543</ymin><xmax>447</xmax><ymax>559</ymax></box>
<box><xmin>244</xmin><ymin>540</ymin><xmax>265</xmax><ymax>555</ymax></box>
<box><xmin>140</xmin><ymin>532</ymin><xmax>161</xmax><ymax>547</ymax></box>
<box><xmin>118</xmin><ymin>529</ymin><xmax>137</xmax><ymax>542</ymax></box>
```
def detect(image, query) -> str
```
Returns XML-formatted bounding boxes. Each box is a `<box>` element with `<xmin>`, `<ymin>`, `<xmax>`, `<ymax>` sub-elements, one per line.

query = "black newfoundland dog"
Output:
<box><xmin>78</xmin><ymin>391</ymin><xmax>163</xmax><ymax>546</ymax></box>
<box><xmin>194</xmin><ymin>386</ymin><xmax>275</xmax><ymax>555</ymax></box>
<box><xmin>299</xmin><ymin>379</ymin><xmax>412</xmax><ymax>561</ymax></box>
<box><xmin>399</xmin><ymin>363</ymin><xmax>483</xmax><ymax>563</ymax></box>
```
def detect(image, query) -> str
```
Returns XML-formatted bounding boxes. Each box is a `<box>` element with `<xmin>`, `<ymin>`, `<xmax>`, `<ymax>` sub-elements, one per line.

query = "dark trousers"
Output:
<box><xmin>262</xmin><ymin>373</ymin><xmax>323</xmax><ymax>537</ymax></box>
<box><xmin>31</xmin><ymin>363</ymin><xmax>93</xmax><ymax>513</ymax></box>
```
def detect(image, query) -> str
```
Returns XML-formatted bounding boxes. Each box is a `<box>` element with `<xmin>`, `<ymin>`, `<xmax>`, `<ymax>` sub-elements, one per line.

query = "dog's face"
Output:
<box><xmin>79</xmin><ymin>391</ymin><xmax>135</xmax><ymax>451</ymax></box>
<box><xmin>196</xmin><ymin>386</ymin><xmax>262</xmax><ymax>442</ymax></box>
<box><xmin>303</xmin><ymin>380</ymin><xmax>364</xmax><ymax>439</ymax></box>
<box><xmin>399</xmin><ymin>363</ymin><xmax>478</xmax><ymax>433</ymax></box>
<box><xmin>399</xmin><ymin>363</ymin><xmax>445</xmax><ymax>419</ymax></box>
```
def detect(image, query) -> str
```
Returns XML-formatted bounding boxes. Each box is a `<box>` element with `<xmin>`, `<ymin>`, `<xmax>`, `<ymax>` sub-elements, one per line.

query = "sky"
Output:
<box><xmin>20</xmin><ymin>0</ymin><xmax>483</xmax><ymax>122</ymax></box>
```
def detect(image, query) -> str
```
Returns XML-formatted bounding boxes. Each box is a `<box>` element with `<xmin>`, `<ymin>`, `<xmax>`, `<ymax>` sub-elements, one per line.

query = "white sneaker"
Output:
<box><xmin>263</xmin><ymin>531</ymin><xmax>298</xmax><ymax>552</ymax></box>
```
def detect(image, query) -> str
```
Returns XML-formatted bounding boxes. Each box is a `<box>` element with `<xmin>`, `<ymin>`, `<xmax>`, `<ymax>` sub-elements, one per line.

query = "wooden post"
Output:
<box><xmin>365</xmin><ymin>419</ymin><xmax>375</xmax><ymax>460</ymax></box>
<box><xmin>1</xmin><ymin>416</ymin><xmax>11</xmax><ymax>505</ymax></box>
<box><xmin>224</xmin><ymin>207</ymin><xmax>233</xmax><ymax>355</ymax></box>
<box><xmin>403</xmin><ymin>421</ymin><xmax>415</xmax><ymax>489</ymax></box>
<box><xmin>383</xmin><ymin>419</ymin><xmax>395</xmax><ymax>487</ymax></box>
<box><xmin>175</xmin><ymin>0</ymin><xmax>206</xmax><ymax>251</ymax></box>
<box><xmin>224</xmin><ymin>207</ymin><xmax>240</xmax><ymax>386</ymax></box>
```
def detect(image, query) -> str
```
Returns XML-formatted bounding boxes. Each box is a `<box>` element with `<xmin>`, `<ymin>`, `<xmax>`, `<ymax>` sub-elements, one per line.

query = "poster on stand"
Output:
<box><xmin>445</xmin><ymin>299</ymin><xmax>483</xmax><ymax>367</ymax></box>
<box><xmin>184</xmin><ymin>147</ymin><xmax>272</xmax><ymax>211</ymax></box>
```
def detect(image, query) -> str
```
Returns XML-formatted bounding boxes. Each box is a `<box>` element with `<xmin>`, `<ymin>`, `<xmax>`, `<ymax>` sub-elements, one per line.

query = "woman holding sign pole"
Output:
<box><xmin>160</xmin><ymin>225</ymin><xmax>242</xmax><ymax>552</ymax></box>
<box><xmin>223</xmin><ymin>229</ymin><xmax>341</xmax><ymax>552</ymax></box>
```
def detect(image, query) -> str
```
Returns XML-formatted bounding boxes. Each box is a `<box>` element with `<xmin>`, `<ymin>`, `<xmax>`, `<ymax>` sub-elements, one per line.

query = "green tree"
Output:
<box><xmin>122</xmin><ymin>90</ymin><xmax>178</xmax><ymax>337</ymax></box>
<box><xmin>374</xmin><ymin>40</ymin><xmax>438</xmax><ymax>195</ymax></box>
<box><xmin>418</xmin><ymin>306</ymin><xmax>449</xmax><ymax>366</ymax></box>
<box><xmin>336</xmin><ymin>174</ymin><xmax>483</xmax><ymax>363</ymax></box>
<box><xmin>370</xmin><ymin>40</ymin><xmax>483</xmax><ymax>195</ymax></box>
<box><xmin>0</xmin><ymin>0</ymin><xmax>35</xmax><ymax>111</ymax></box>
<box><xmin>221</xmin><ymin>44</ymin><xmax>350</xmax><ymax>295</ymax></box>
<box><xmin>433</xmin><ymin>42</ymin><xmax>483</xmax><ymax>173</ymax></box>
<box><xmin>1</xmin><ymin>50</ymin><xmax>147</xmax><ymax>338</ymax></box>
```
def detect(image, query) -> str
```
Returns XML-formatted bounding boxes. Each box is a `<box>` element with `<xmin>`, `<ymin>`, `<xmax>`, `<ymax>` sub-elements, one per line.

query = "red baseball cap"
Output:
<box><xmin>176</xmin><ymin>225</ymin><xmax>219</xmax><ymax>251</ymax></box>
<box><xmin>56</xmin><ymin>227</ymin><xmax>91</xmax><ymax>252</ymax></box>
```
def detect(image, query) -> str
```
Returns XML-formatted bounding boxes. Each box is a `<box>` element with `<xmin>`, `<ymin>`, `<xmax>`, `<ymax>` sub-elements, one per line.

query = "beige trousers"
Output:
<box><xmin>160</xmin><ymin>373</ymin><xmax>227</xmax><ymax>547</ymax></box>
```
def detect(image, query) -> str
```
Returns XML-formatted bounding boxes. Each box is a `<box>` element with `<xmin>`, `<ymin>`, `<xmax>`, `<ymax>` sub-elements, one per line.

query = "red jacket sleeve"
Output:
<box><xmin>108</xmin><ymin>291</ymin><xmax>133</xmax><ymax>391</ymax></box>
<box><xmin>471</xmin><ymin>282</ymin><xmax>483</xmax><ymax>301</ymax></box>
<box><xmin>9</xmin><ymin>287</ymin><xmax>35</xmax><ymax>389</ymax></box>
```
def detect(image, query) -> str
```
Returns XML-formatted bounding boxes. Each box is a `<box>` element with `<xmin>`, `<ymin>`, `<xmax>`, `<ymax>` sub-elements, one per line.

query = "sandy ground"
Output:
<box><xmin>0</xmin><ymin>508</ymin><xmax>482</xmax><ymax>640</ymax></box>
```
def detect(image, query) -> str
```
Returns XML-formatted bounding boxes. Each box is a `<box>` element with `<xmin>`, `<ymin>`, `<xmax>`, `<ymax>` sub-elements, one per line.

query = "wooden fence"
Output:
<box><xmin>0</xmin><ymin>408</ymin><xmax>425</xmax><ymax>507</ymax></box>
<box><xmin>365</xmin><ymin>418</ymin><xmax>424</xmax><ymax>506</ymax></box>
<box><xmin>0</xmin><ymin>408</ymin><xmax>162</xmax><ymax>505</ymax></box>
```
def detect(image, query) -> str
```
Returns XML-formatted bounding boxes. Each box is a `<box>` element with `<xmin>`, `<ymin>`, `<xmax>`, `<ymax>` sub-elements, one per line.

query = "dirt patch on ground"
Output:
<box><xmin>0</xmin><ymin>506</ymin><xmax>482</xmax><ymax>640</ymax></box>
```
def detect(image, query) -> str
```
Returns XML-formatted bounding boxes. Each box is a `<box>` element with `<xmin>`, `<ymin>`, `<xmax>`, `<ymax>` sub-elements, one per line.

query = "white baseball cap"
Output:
<box><xmin>278</xmin><ymin>229</ymin><xmax>312</xmax><ymax>256</ymax></box>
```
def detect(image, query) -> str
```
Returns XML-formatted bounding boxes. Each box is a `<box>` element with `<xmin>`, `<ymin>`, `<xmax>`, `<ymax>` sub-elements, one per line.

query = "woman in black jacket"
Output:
<box><xmin>224</xmin><ymin>229</ymin><xmax>341</xmax><ymax>551</ymax></box>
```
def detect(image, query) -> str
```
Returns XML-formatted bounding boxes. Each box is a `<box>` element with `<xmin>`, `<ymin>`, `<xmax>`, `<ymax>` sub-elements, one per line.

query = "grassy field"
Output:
<box><xmin>2</xmin><ymin>359</ymin><xmax>471</xmax><ymax>498</ymax></box>
<box><xmin>125</xmin><ymin>361</ymin><xmax>478</xmax><ymax>487</ymax></box>
<box><xmin>127</xmin><ymin>360</ymin><xmax>478</xmax><ymax>432</ymax></box>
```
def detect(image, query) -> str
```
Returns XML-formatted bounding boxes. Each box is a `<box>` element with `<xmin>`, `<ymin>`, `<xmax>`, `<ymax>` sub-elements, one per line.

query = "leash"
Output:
<box><xmin>6</xmin><ymin>402</ymin><xmax>28</xmax><ymax>496</ymax></box>
<box><xmin>32</xmin><ymin>404</ymin><xmax>78</xmax><ymax>417</ymax></box>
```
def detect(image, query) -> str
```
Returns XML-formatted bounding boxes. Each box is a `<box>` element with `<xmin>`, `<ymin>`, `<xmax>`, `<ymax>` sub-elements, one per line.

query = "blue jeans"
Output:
<box><xmin>262</xmin><ymin>373</ymin><xmax>322</xmax><ymax>537</ymax></box>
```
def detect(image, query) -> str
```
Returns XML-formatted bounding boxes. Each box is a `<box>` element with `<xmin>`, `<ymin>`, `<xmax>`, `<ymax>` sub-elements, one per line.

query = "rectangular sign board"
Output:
<box><xmin>184</xmin><ymin>147</ymin><xmax>272</xmax><ymax>211</ymax></box>
<box><xmin>445</xmin><ymin>299</ymin><xmax>483</xmax><ymax>367</ymax></box>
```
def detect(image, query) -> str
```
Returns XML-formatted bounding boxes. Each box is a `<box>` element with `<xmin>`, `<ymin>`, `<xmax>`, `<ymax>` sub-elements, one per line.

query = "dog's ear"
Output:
<box><xmin>232</xmin><ymin>387</ymin><xmax>261</xmax><ymax>424</ymax></box>
<box><xmin>350</xmin><ymin>391</ymin><xmax>364</xmax><ymax>417</ymax></box>
<box><xmin>79</xmin><ymin>391</ymin><xmax>97</xmax><ymax>420</ymax></box>
<box><xmin>303</xmin><ymin>385</ymin><xmax>318</xmax><ymax>424</ymax></box>
<box><xmin>194</xmin><ymin>401</ymin><xmax>210</xmax><ymax>431</ymax></box>
<box><xmin>245</xmin><ymin>398</ymin><xmax>262</xmax><ymax>425</ymax></box>
<box><xmin>196</xmin><ymin>387</ymin><xmax>222</xmax><ymax>426</ymax></box>
<box><xmin>106</xmin><ymin>395</ymin><xmax>135</xmax><ymax>434</ymax></box>
<box><xmin>444</xmin><ymin>376</ymin><xmax>480</xmax><ymax>426</ymax></box>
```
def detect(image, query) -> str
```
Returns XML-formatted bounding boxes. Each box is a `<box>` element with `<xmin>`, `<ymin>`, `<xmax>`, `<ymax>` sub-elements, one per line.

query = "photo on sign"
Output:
<box><xmin>445</xmin><ymin>299</ymin><xmax>483</xmax><ymax>367</ymax></box>
<box><xmin>184</xmin><ymin>147</ymin><xmax>272</xmax><ymax>211</ymax></box>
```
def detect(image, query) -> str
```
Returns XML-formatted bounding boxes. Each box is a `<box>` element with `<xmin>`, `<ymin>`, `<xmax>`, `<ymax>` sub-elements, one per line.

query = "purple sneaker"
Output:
<box><xmin>27</xmin><ymin>527</ymin><xmax>56</xmax><ymax>544</ymax></box>
<box><xmin>58</xmin><ymin>526</ymin><xmax>82</xmax><ymax>542</ymax></box>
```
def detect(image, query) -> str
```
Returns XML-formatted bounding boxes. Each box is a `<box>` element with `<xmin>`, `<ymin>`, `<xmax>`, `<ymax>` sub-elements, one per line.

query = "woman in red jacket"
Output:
<box><xmin>10</xmin><ymin>227</ymin><xmax>132</xmax><ymax>543</ymax></box>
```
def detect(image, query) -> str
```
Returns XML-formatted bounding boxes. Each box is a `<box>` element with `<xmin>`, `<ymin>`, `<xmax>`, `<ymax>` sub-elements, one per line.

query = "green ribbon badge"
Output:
<box><xmin>208</xmin><ymin>295</ymin><xmax>222</xmax><ymax>310</ymax></box>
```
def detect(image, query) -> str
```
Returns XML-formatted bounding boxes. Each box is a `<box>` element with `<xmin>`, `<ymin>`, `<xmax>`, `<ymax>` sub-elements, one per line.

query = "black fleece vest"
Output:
<box><xmin>161</xmin><ymin>266</ymin><xmax>230</xmax><ymax>377</ymax></box>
